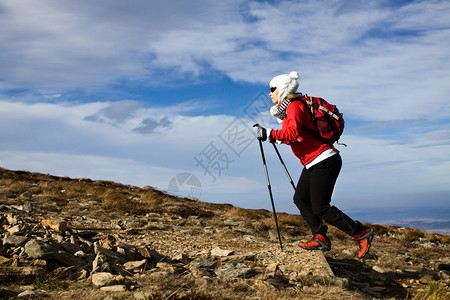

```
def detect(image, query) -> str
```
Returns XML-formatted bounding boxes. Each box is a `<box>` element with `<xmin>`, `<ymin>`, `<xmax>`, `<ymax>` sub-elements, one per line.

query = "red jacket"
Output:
<box><xmin>269</xmin><ymin>101</ymin><xmax>332</xmax><ymax>166</ymax></box>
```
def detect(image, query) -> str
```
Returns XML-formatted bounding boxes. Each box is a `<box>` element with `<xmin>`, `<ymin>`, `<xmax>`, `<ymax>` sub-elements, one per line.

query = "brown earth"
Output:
<box><xmin>0</xmin><ymin>167</ymin><xmax>448</xmax><ymax>299</ymax></box>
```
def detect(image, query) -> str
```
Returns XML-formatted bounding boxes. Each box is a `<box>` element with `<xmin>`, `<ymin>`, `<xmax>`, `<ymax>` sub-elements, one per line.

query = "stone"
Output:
<box><xmin>94</xmin><ymin>242</ymin><xmax>127</xmax><ymax>264</ymax></box>
<box><xmin>91</xmin><ymin>272</ymin><xmax>115</xmax><ymax>286</ymax></box>
<box><xmin>31</xmin><ymin>259</ymin><xmax>47</xmax><ymax>267</ymax></box>
<box><xmin>17</xmin><ymin>290</ymin><xmax>46</xmax><ymax>298</ymax></box>
<box><xmin>265</xmin><ymin>263</ymin><xmax>279</xmax><ymax>279</ymax></box>
<box><xmin>210</xmin><ymin>247</ymin><xmax>234</xmax><ymax>257</ymax></box>
<box><xmin>3</xmin><ymin>234</ymin><xmax>28</xmax><ymax>246</ymax></box>
<box><xmin>117</xmin><ymin>246</ymin><xmax>136</xmax><ymax>261</ymax></box>
<box><xmin>224</xmin><ymin>220</ymin><xmax>240</xmax><ymax>226</ymax></box>
<box><xmin>101</xmin><ymin>235</ymin><xmax>117</xmax><ymax>250</ymax></box>
<box><xmin>52</xmin><ymin>234</ymin><xmax>64</xmax><ymax>244</ymax></box>
<box><xmin>268</xmin><ymin>229</ymin><xmax>280</xmax><ymax>240</ymax></box>
<box><xmin>111</xmin><ymin>262</ymin><xmax>133</xmax><ymax>277</ymax></box>
<box><xmin>41</xmin><ymin>219</ymin><xmax>67</xmax><ymax>232</ymax></box>
<box><xmin>74</xmin><ymin>250</ymin><xmax>86</xmax><ymax>257</ymax></box>
<box><xmin>92</xmin><ymin>253</ymin><xmax>110</xmax><ymax>273</ymax></box>
<box><xmin>100</xmin><ymin>285</ymin><xmax>127</xmax><ymax>292</ymax></box>
<box><xmin>61</xmin><ymin>241</ymin><xmax>82</xmax><ymax>254</ymax></box>
<box><xmin>24</xmin><ymin>240</ymin><xmax>55</xmax><ymax>259</ymax></box>
<box><xmin>0</xmin><ymin>256</ymin><xmax>11</xmax><ymax>265</ymax></box>
<box><xmin>76</xmin><ymin>269</ymin><xmax>88</xmax><ymax>280</ymax></box>
<box><xmin>438</xmin><ymin>270</ymin><xmax>450</xmax><ymax>280</ymax></box>
<box><xmin>214</xmin><ymin>262</ymin><xmax>255</xmax><ymax>279</ymax></box>
<box><xmin>172</xmin><ymin>253</ymin><xmax>191</xmax><ymax>264</ymax></box>
<box><xmin>6</xmin><ymin>214</ymin><xmax>18</xmax><ymax>225</ymax></box>
<box><xmin>136</xmin><ymin>247</ymin><xmax>162</xmax><ymax>264</ymax></box>
<box><xmin>124</xmin><ymin>259</ymin><xmax>149</xmax><ymax>272</ymax></box>
<box><xmin>24</xmin><ymin>240</ymin><xmax>85</xmax><ymax>266</ymax></box>
<box><xmin>53</xmin><ymin>250</ymin><xmax>87</xmax><ymax>267</ymax></box>
<box><xmin>7</xmin><ymin>225</ymin><xmax>22</xmax><ymax>235</ymax></box>
<box><xmin>23</xmin><ymin>201</ymin><xmax>33</xmax><ymax>213</ymax></box>
<box><xmin>372</xmin><ymin>266</ymin><xmax>390</xmax><ymax>274</ymax></box>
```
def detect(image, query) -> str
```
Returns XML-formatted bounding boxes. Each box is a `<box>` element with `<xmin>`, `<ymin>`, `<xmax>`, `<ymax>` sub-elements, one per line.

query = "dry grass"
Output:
<box><xmin>228</xmin><ymin>206</ymin><xmax>272</xmax><ymax>220</ymax></box>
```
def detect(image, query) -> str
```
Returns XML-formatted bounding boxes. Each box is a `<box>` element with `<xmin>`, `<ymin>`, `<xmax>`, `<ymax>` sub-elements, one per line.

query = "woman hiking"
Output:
<box><xmin>253</xmin><ymin>71</ymin><xmax>374</xmax><ymax>258</ymax></box>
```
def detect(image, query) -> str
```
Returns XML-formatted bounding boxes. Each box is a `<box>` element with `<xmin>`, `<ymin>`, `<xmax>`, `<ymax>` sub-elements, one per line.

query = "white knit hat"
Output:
<box><xmin>269</xmin><ymin>71</ymin><xmax>300</xmax><ymax>104</ymax></box>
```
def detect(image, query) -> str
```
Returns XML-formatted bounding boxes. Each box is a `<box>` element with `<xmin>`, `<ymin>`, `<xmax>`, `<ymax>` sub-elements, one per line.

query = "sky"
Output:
<box><xmin>0</xmin><ymin>0</ymin><xmax>449</xmax><ymax>222</ymax></box>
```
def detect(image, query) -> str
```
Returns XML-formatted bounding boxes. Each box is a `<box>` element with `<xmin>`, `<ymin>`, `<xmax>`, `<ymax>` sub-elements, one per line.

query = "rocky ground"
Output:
<box><xmin>0</xmin><ymin>167</ymin><xmax>449</xmax><ymax>299</ymax></box>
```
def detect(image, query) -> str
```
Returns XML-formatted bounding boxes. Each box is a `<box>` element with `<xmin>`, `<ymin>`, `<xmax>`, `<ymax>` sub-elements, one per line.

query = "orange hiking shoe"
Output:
<box><xmin>299</xmin><ymin>234</ymin><xmax>331</xmax><ymax>251</ymax></box>
<box><xmin>353</xmin><ymin>227</ymin><xmax>374</xmax><ymax>258</ymax></box>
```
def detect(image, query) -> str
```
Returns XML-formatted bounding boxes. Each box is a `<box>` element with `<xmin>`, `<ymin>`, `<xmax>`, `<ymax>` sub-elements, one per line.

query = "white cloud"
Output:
<box><xmin>1</xmin><ymin>98</ymin><xmax>449</xmax><ymax>212</ymax></box>
<box><xmin>1</xmin><ymin>1</ymin><xmax>449</xmax><ymax>122</ymax></box>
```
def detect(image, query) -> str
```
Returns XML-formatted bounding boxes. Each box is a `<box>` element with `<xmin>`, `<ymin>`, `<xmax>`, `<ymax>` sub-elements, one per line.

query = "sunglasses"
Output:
<box><xmin>270</xmin><ymin>87</ymin><xmax>277</xmax><ymax>93</ymax></box>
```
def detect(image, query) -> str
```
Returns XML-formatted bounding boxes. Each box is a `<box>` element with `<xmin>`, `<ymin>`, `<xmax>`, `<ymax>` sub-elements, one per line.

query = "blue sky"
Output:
<box><xmin>0</xmin><ymin>0</ymin><xmax>449</xmax><ymax>220</ymax></box>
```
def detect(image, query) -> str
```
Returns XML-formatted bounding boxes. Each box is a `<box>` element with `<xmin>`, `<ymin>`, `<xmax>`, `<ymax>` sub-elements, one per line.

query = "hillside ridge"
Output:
<box><xmin>0</xmin><ymin>167</ymin><xmax>449</xmax><ymax>299</ymax></box>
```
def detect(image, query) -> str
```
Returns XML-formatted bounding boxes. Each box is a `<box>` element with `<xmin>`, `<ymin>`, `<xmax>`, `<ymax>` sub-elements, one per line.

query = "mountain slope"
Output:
<box><xmin>0</xmin><ymin>167</ymin><xmax>448</xmax><ymax>299</ymax></box>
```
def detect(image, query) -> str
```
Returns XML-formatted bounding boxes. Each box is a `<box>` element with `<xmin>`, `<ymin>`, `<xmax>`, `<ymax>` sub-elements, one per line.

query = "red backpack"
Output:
<box><xmin>288</xmin><ymin>94</ymin><xmax>346</xmax><ymax>146</ymax></box>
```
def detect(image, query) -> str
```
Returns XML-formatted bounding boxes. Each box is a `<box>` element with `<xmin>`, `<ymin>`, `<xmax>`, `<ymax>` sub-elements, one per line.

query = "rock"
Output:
<box><xmin>100</xmin><ymin>285</ymin><xmax>127</xmax><ymax>292</ymax></box>
<box><xmin>61</xmin><ymin>241</ymin><xmax>82</xmax><ymax>254</ymax></box>
<box><xmin>94</xmin><ymin>242</ymin><xmax>127</xmax><ymax>264</ymax></box>
<box><xmin>24</xmin><ymin>240</ymin><xmax>55</xmax><ymax>259</ymax></box>
<box><xmin>52</xmin><ymin>234</ymin><xmax>64</xmax><ymax>244</ymax></box>
<box><xmin>31</xmin><ymin>259</ymin><xmax>47</xmax><ymax>267</ymax></box>
<box><xmin>6</xmin><ymin>214</ymin><xmax>18</xmax><ymax>225</ymax></box>
<box><xmin>372</xmin><ymin>266</ymin><xmax>390</xmax><ymax>274</ymax></box>
<box><xmin>224</xmin><ymin>220</ymin><xmax>240</xmax><ymax>226</ymax></box>
<box><xmin>111</xmin><ymin>262</ymin><xmax>134</xmax><ymax>277</ymax></box>
<box><xmin>92</xmin><ymin>253</ymin><xmax>110</xmax><ymax>273</ymax></box>
<box><xmin>41</xmin><ymin>219</ymin><xmax>67</xmax><ymax>232</ymax></box>
<box><xmin>18</xmin><ymin>266</ymin><xmax>45</xmax><ymax>276</ymax></box>
<box><xmin>135</xmin><ymin>247</ymin><xmax>162</xmax><ymax>264</ymax></box>
<box><xmin>3</xmin><ymin>234</ymin><xmax>28</xmax><ymax>246</ymax></box>
<box><xmin>189</xmin><ymin>257</ymin><xmax>217</xmax><ymax>277</ymax></box>
<box><xmin>76</xmin><ymin>269</ymin><xmax>88</xmax><ymax>280</ymax></box>
<box><xmin>101</xmin><ymin>235</ymin><xmax>117</xmax><ymax>250</ymax></box>
<box><xmin>124</xmin><ymin>259</ymin><xmax>149</xmax><ymax>272</ymax></box>
<box><xmin>264</xmin><ymin>263</ymin><xmax>279</xmax><ymax>279</ymax></box>
<box><xmin>17</xmin><ymin>290</ymin><xmax>46</xmax><ymax>298</ymax></box>
<box><xmin>117</xmin><ymin>245</ymin><xmax>136</xmax><ymax>261</ymax></box>
<box><xmin>211</xmin><ymin>247</ymin><xmax>234</xmax><ymax>257</ymax></box>
<box><xmin>171</xmin><ymin>253</ymin><xmax>191</xmax><ymax>264</ymax></box>
<box><xmin>91</xmin><ymin>272</ymin><xmax>115</xmax><ymax>286</ymax></box>
<box><xmin>74</xmin><ymin>250</ymin><xmax>86</xmax><ymax>258</ymax></box>
<box><xmin>24</xmin><ymin>240</ymin><xmax>85</xmax><ymax>266</ymax></box>
<box><xmin>243</xmin><ymin>235</ymin><xmax>256</xmax><ymax>242</ymax></box>
<box><xmin>0</xmin><ymin>256</ymin><xmax>11</xmax><ymax>265</ymax></box>
<box><xmin>438</xmin><ymin>270</ymin><xmax>450</xmax><ymax>280</ymax></box>
<box><xmin>7</xmin><ymin>225</ymin><xmax>22</xmax><ymax>235</ymax></box>
<box><xmin>438</xmin><ymin>263</ymin><xmax>450</xmax><ymax>271</ymax></box>
<box><xmin>53</xmin><ymin>250</ymin><xmax>87</xmax><ymax>267</ymax></box>
<box><xmin>23</xmin><ymin>201</ymin><xmax>33</xmax><ymax>213</ymax></box>
<box><xmin>268</xmin><ymin>230</ymin><xmax>280</xmax><ymax>240</ymax></box>
<box><xmin>214</xmin><ymin>262</ymin><xmax>255</xmax><ymax>279</ymax></box>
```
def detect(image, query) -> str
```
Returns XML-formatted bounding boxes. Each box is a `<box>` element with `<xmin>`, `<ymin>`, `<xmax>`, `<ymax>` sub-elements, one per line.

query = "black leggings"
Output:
<box><xmin>293</xmin><ymin>154</ymin><xmax>361</xmax><ymax>236</ymax></box>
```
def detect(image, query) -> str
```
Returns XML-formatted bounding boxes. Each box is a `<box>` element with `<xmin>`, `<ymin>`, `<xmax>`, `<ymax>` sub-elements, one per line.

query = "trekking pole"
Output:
<box><xmin>253</xmin><ymin>124</ymin><xmax>283</xmax><ymax>251</ymax></box>
<box><xmin>272</xmin><ymin>143</ymin><xmax>296</xmax><ymax>190</ymax></box>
